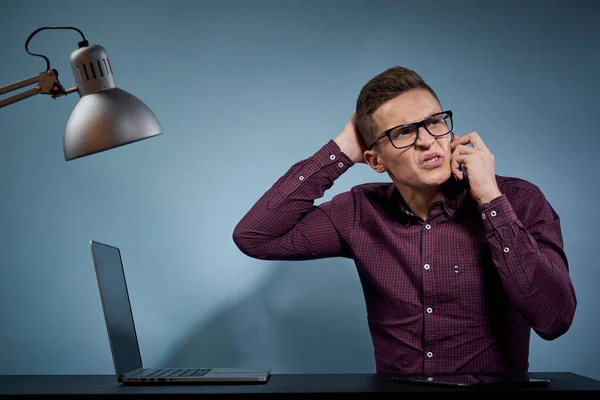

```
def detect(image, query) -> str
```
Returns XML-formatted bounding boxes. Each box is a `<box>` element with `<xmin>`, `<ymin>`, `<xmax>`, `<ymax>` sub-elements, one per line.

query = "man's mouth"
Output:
<box><xmin>420</xmin><ymin>152</ymin><xmax>444</xmax><ymax>168</ymax></box>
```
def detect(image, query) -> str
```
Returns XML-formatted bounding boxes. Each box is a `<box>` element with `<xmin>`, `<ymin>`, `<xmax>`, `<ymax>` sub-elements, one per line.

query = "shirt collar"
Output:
<box><xmin>440</xmin><ymin>177</ymin><xmax>469</xmax><ymax>218</ymax></box>
<box><xmin>388</xmin><ymin>177</ymin><xmax>469</xmax><ymax>223</ymax></box>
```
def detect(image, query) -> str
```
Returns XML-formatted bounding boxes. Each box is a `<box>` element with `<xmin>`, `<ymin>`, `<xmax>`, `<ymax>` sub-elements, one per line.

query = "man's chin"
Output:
<box><xmin>390</xmin><ymin>169</ymin><xmax>451</xmax><ymax>190</ymax></box>
<box><xmin>420</xmin><ymin>170</ymin><xmax>452</xmax><ymax>186</ymax></box>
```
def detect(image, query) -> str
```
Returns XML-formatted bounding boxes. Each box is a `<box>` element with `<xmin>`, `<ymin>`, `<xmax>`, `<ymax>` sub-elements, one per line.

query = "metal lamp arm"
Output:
<box><xmin>0</xmin><ymin>69</ymin><xmax>78</xmax><ymax>108</ymax></box>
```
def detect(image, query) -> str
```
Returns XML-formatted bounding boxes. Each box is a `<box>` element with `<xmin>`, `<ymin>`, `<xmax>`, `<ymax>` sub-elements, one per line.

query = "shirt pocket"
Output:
<box><xmin>455</xmin><ymin>262</ymin><xmax>486</xmax><ymax>315</ymax></box>
<box><xmin>436</xmin><ymin>261</ymin><xmax>485</xmax><ymax>315</ymax></box>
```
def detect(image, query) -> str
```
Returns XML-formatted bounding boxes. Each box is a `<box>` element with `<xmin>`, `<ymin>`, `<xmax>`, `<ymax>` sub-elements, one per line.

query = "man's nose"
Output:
<box><xmin>415</xmin><ymin>126</ymin><xmax>436</xmax><ymax>148</ymax></box>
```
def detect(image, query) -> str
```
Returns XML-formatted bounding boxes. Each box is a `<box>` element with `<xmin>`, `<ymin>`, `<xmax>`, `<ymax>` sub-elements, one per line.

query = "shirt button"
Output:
<box><xmin>481</xmin><ymin>213</ymin><xmax>486</xmax><ymax>219</ymax></box>
<box><xmin>338</xmin><ymin>162</ymin><xmax>344</xmax><ymax>168</ymax></box>
<box><xmin>424</xmin><ymin>264</ymin><xmax>430</xmax><ymax>270</ymax></box>
<box><xmin>426</xmin><ymin>351</ymin><xmax>433</xmax><ymax>358</ymax></box>
<box><xmin>427</xmin><ymin>377</ymin><xmax>434</xmax><ymax>381</ymax></box>
<box><xmin>425</xmin><ymin>224</ymin><xmax>431</xmax><ymax>230</ymax></box>
<box><xmin>490</xmin><ymin>210</ymin><xmax>497</xmax><ymax>217</ymax></box>
<box><xmin>330</xmin><ymin>154</ymin><xmax>336</xmax><ymax>160</ymax></box>
<box><xmin>504</xmin><ymin>247</ymin><xmax>510</xmax><ymax>253</ymax></box>
<box><xmin>454</xmin><ymin>265</ymin><xmax>459</xmax><ymax>273</ymax></box>
<box><xmin>298</xmin><ymin>176</ymin><xmax>304</xmax><ymax>181</ymax></box>
<box><xmin>426</xmin><ymin>307</ymin><xmax>433</xmax><ymax>314</ymax></box>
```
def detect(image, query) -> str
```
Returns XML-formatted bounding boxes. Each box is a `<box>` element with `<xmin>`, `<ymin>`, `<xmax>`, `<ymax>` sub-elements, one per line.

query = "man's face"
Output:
<box><xmin>365</xmin><ymin>89</ymin><xmax>453</xmax><ymax>191</ymax></box>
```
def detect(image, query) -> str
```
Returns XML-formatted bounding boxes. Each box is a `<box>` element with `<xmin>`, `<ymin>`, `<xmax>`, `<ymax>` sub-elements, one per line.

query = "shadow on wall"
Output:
<box><xmin>163</xmin><ymin>258</ymin><xmax>376</xmax><ymax>373</ymax></box>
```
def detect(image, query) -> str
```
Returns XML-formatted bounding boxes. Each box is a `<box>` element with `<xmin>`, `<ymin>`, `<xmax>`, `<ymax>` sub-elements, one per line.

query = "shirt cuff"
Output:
<box><xmin>312</xmin><ymin>140</ymin><xmax>354</xmax><ymax>179</ymax></box>
<box><xmin>478</xmin><ymin>194</ymin><xmax>521</xmax><ymax>232</ymax></box>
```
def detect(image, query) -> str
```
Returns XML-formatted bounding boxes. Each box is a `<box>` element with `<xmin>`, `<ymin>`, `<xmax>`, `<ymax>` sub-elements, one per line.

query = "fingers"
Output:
<box><xmin>451</xmin><ymin>144</ymin><xmax>476</xmax><ymax>155</ymax></box>
<box><xmin>451</xmin><ymin>154</ymin><xmax>467</xmax><ymax>180</ymax></box>
<box><xmin>450</xmin><ymin>131</ymin><xmax>488</xmax><ymax>151</ymax></box>
<box><xmin>450</xmin><ymin>132</ymin><xmax>472</xmax><ymax>148</ymax></box>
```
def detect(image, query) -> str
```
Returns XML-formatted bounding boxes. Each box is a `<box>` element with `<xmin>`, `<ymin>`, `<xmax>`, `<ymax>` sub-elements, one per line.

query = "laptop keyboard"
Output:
<box><xmin>138</xmin><ymin>368</ymin><xmax>211</xmax><ymax>378</ymax></box>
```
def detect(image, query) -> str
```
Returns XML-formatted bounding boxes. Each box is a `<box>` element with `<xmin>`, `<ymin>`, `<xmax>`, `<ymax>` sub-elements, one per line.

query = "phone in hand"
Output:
<box><xmin>450</xmin><ymin>132</ymin><xmax>467</xmax><ymax>181</ymax></box>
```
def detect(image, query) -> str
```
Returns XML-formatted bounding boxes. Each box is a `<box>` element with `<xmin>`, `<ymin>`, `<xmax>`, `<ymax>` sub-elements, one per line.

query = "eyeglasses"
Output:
<box><xmin>368</xmin><ymin>110</ymin><xmax>453</xmax><ymax>150</ymax></box>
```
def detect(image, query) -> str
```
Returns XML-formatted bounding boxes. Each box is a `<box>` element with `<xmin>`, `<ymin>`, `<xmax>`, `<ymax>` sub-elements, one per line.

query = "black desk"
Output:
<box><xmin>1</xmin><ymin>372</ymin><xmax>599</xmax><ymax>398</ymax></box>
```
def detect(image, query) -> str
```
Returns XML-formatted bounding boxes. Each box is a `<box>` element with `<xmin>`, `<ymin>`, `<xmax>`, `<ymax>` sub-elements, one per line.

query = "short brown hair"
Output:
<box><xmin>356</xmin><ymin>66</ymin><xmax>440</xmax><ymax>147</ymax></box>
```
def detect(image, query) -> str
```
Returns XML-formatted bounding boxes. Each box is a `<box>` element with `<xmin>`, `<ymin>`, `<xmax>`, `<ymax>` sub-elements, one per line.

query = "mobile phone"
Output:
<box><xmin>450</xmin><ymin>132</ymin><xmax>467</xmax><ymax>180</ymax></box>
<box><xmin>390</xmin><ymin>374</ymin><xmax>550</xmax><ymax>389</ymax></box>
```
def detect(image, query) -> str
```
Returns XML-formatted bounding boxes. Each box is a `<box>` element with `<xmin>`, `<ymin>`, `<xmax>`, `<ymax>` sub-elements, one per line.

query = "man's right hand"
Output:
<box><xmin>333</xmin><ymin>113</ymin><xmax>367</xmax><ymax>164</ymax></box>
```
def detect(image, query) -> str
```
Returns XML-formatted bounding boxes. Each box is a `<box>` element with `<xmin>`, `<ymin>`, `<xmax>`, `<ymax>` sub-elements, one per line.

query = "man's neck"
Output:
<box><xmin>396</xmin><ymin>183</ymin><xmax>445</xmax><ymax>221</ymax></box>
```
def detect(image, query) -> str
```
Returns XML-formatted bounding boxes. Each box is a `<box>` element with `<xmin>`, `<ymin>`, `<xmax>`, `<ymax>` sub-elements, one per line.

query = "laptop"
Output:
<box><xmin>89</xmin><ymin>240</ymin><xmax>271</xmax><ymax>384</ymax></box>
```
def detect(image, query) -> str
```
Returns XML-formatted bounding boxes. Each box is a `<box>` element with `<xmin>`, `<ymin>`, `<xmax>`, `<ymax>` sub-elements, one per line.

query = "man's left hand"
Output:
<box><xmin>449</xmin><ymin>131</ymin><xmax>502</xmax><ymax>205</ymax></box>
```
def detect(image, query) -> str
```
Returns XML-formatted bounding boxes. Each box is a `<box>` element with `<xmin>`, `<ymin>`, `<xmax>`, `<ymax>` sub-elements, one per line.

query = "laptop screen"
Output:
<box><xmin>90</xmin><ymin>241</ymin><xmax>143</xmax><ymax>377</ymax></box>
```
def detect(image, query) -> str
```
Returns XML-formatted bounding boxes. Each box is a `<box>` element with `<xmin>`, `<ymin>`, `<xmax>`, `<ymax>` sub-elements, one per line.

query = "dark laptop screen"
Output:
<box><xmin>91</xmin><ymin>241</ymin><xmax>143</xmax><ymax>377</ymax></box>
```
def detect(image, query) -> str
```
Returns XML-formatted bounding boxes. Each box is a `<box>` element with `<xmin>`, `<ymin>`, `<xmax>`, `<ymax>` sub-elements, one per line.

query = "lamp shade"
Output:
<box><xmin>63</xmin><ymin>43</ymin><xmax>162</xmax><ymax>161</ymax></box>
<box><xmin>63</xmin><ymin>87</ymin><xmax>162</xmax><ymax>160</ymax></box>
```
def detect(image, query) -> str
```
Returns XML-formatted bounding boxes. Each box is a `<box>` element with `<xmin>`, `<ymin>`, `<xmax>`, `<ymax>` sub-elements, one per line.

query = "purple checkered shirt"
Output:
<box><xmin>233</xmin><ymin>140</ymin><xmax>577</xmax><ymax>374</ymax></box>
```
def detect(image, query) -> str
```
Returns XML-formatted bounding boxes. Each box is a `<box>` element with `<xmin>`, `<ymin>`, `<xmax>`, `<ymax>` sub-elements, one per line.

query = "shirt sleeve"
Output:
<box><xmin>478</xmin><ymin>188</ymin><xmax>577</xmax><ymax>340</ymax></box>
<box><xmin>232</xmin><ymin>140</ymin><xmax>356</xmax><ymax>261</ymax></box>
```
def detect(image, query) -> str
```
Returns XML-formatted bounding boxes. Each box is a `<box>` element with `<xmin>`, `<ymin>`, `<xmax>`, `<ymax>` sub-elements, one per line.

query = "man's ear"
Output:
<box><xmin>364</xmin><ymin>149</ymin><xmax>387</xmax><ymax>173</ymax></box>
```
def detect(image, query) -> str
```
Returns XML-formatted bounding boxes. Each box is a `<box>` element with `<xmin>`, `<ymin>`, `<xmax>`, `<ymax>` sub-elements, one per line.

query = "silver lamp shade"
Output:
<box><xmin>63</xmin><ymin>43</ymin><xmax>162</xmax><ymax>161</ymax></box>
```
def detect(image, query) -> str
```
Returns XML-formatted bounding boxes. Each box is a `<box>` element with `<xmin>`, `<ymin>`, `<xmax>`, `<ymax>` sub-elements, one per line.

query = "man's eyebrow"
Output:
<box><xmin>392</xmin><ymin>111</ymin><xmax>441</xmax><ymax>127</ymax></box>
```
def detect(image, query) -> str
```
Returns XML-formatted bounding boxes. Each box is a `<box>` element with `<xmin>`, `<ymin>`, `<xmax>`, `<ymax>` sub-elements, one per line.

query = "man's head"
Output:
<box><xmin>356</xmin><ymin>66</ymin><xmax>454</xmax><ymax>193</ymax></box>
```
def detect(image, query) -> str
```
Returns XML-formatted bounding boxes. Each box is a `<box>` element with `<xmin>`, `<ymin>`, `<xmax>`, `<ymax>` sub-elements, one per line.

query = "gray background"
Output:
<box><xmin>1</xmin><ymin>0</ymin><xmax>598</xmax><ymax>379</ymax></box>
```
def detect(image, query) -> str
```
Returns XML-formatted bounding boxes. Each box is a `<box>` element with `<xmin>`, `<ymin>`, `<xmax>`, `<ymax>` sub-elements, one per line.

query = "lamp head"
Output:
<box><xmin>63</xmin><ymin>43</ymin><xmax>162</xmax><ymax>161</ymax></box>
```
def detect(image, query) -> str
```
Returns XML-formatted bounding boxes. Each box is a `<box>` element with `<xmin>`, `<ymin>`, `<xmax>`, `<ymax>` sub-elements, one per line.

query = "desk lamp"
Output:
<box><xmin>0</xmin><ymin>26</ymin><xmax>162</xmax><ymax>161</ymax></box>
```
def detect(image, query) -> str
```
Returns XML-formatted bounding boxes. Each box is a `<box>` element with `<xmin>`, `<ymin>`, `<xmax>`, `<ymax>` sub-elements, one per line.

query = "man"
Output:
<box><xmin>232</xmin><ymin>66</ymin><xmax>576</xmax><ymax>375</ymax></box>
